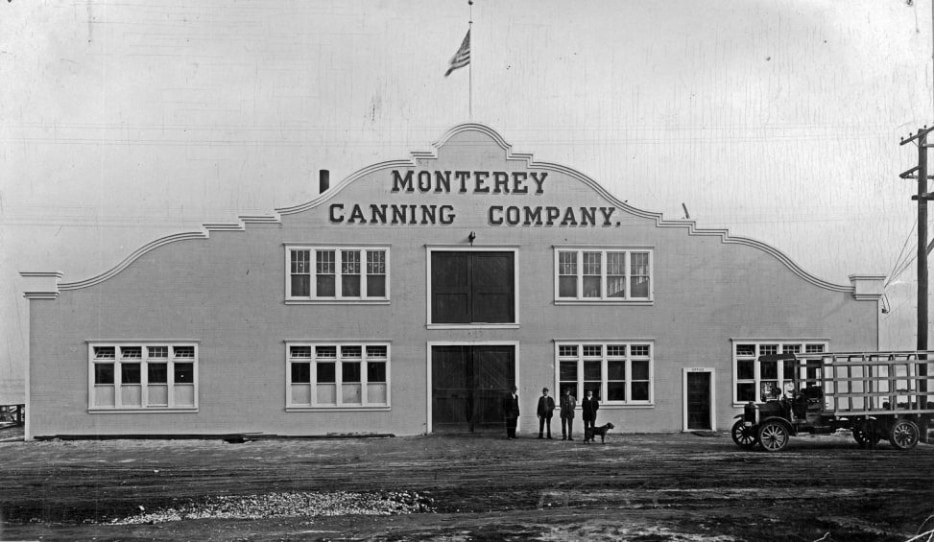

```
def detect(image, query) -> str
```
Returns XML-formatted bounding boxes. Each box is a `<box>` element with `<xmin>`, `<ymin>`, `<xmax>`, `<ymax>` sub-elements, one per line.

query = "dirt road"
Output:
<box><xmin>1</xmin><ymin>428</ymin><xmax>932</xmax><ymax>541</ymax></box>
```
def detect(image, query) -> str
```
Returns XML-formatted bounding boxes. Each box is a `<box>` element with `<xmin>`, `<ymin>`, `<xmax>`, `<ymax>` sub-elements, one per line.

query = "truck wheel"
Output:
<box><xmin>853</xmin><ymin>420</ymin><xmax>881</xmax><ymax>448</ymax></box>
<box><xmin>731</xmin><ymin>420</ymin><xmax>758</xmax><ymax>450</ymax></box>
<box><xmin>888</xmin><ymin>419</ymin><xmax>920</xmax><ymax>450</ymax></box>
<box><xmin>757</xmin><ymin>420</ymin><xmax>790</xmax><ymax>452</ymax></box>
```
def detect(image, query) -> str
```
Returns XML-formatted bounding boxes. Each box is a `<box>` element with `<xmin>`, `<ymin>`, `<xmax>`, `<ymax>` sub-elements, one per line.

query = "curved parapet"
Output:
<box><xmin>29</xmin><ymin>123</ymin><xmax>860</xmax><ymax>296</ymax></box>
<box><xmin>58</xmin><ymin>232</ymin><xmax>210</xmax><ymax>291</ymax></box>
<box><xmin>277</xmin><ymin>122</ymin><xmax>858</xmax><ymax>294</ymax></box>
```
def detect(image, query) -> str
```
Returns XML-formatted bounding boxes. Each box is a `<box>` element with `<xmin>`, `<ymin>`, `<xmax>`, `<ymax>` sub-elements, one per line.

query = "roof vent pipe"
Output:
<box><xmin>319</xmin><ymin>169</ymin><xmax>330</xmax><ymax>194</ymax></box>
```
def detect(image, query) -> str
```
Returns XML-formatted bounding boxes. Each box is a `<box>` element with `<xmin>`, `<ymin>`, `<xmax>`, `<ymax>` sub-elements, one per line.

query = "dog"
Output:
<box><xmin>583</xmin><ymin>422</ymin><xmax>615</xmax><ymax>443</ymax></box>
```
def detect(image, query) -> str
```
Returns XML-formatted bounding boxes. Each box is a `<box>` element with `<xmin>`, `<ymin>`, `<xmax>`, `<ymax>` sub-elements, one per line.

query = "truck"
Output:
<box><xmin>732</xmin><ymin>350</ymin><xmax>934</xmax><ymax>452</ymax></box>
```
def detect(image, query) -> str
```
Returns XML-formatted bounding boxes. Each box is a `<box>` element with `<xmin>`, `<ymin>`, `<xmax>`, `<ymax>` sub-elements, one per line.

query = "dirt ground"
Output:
<box><xmin>0</xmin><ymin>426</ymin><xmax>932</xmax><ymax>542</ymax></box>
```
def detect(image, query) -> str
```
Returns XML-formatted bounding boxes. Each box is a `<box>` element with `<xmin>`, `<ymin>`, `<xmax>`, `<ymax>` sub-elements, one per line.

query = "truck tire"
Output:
<box><xmin>853</xmin><ymin>420</ymin><xmax>881</xmax><ymax>448</ymax></box>
<box><xmin>888</xmin><ymin>419</ymin><xmax>920</xmax><ymax>450</ymax></box>
<box><xmin>731</xmin><ymin>419</ymin><xmax>758</xmax><ymax>450</ymax></box>
<box><xmin>757</xmin><ymin>420</ymin><xmax>790</xmax><ymax>452</ymax></box>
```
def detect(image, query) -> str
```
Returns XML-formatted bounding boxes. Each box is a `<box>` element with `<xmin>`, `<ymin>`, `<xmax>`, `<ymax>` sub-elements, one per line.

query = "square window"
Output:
<box><xmin>121</xmin><ymin>347</ymin><xmax>142</xmax><ymax>359</ymax></box>
<box><xmin>174</xmin><ymin>346</ymin><xmax>195</xmax><ymax>359</ymax></box>
<box><xmin>632</xmin><ymin>360</ymin><xmax>650</xmax><ymax>381</ymax></box>
<box><xmin>95</xmin><ymin>364</ymin><xmax>114</xmax><ymax>385</ymax></box>
<box><xmin>608</xmin><ymin>360</ymin><xmax>626</xmax><ymax>380</ymax></box>
<box><xmin>342</xmin><ymin>346</ymin><xmax>362</xmax><ymax>358</ymax></box>
<box><xmin>94</xmin><ymin>347</ymin><xmax>115</xmax><ymax>360</ymax></box>
<box><xmin>583</xmin><ymin>345</ymin><xmax>602</xmax><ymax>358</ymax></box>
<box><xmin>737</xmin><ymin>360</ymin><xmax>755</xmax><ymax>380</ymax></box>
<box><xmin>366</xmin><ymin>345</ymin><xmax>388</xmax><ymax>358</ymax></box>
<box><xmin>148</xmin><ymin>346</ymin><xmax>168</xmax><ymax>358</ymax></box>
<box><xmin>607</xmin><ymin>345</ymin><xmax>626</xmax><ymax>357</ymax></box>
<box><xmin>148</xmin><ymin>363</ymin><xmax>168</xmax><ymax>384</ymax></box>
<box><xmin>317</xmin><ymin>362</ymin><xmax>336</xmax><ymax>383</ymax></box>
<box><xmin>317</xmin><ymin>346</ymin><xmax>337</xmax><ymax>358</ymax></box>
<box><xmin>367</xmin><ymin>362</ymin><xmax>387</xmax><ymax>383</ymax></box>
<box><xmin>558</xmin><ymin>345</ymin><xmax>578</xmax><ymax>357</ymax></box>
<box><xmin>583</xmin><ymin>360</ymin><xmax>602</xmax><ymax>380</ymax></box>
<box><xmin>122</xmin><ymin>363</ymin><xmax>142</xmax><ymax>384</ymax></box>
<box><xmin>174</xmin><ymin>363</ymin><xmax>194</xmax><ymax>384</ymax></box>
<box><xmin>631</xmin><ymin>345</ymin><xmax>650</xmax><ymax>357</ymax></box>
<box><xmin>342</xmin><ymin>362</ymin><xmax>362</xmax><ymax>383</ymax></box>
<box><xmin>607</xmin><ymin>381</ymin><xmax>626</xmax><ymax>401</ymax></box>
<box><xmin>291</xmin><ymin>363</ymin><xmax>311</xmax><ymax>384</ymax></box>
<box><xmin>290</xmin><ymin>346</ymin><xmax>312</xmax><ymax>358</ymax></box>
<box><xmin>736</xmin><ymin>344</ymin><xmax>755</xmax><ymax>357</ymax></box>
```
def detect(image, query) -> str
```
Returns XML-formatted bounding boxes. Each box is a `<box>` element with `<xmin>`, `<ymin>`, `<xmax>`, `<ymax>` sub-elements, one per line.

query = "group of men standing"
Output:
<box><xmin>501</xmin><ymin>385</ymin><xmax>599</xmax><ymax>440</ymax></box>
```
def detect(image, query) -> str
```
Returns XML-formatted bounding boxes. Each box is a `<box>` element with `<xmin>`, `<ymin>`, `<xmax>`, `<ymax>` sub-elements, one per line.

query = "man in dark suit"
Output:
<box><xmin>582</xmin><ymin>389</ymin><xmax>600</xmax><ymax>440</ymax></box>
<box><xmin>537</xmin><ymin>387</ymin><xmax>555</xmax><ymax>439</ymax></box>
<box><xmin>560</xmin><ymin>387</ymin><xmax>576</xmax><ymax>440</ymax></box>
<box><xmin>502</xmin><ymin>385</ymin><xmax>520</xmax><ymax>439</ymax></box>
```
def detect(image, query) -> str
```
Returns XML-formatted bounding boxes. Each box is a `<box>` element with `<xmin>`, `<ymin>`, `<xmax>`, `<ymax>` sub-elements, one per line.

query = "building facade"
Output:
<box><xmin>21</xmin><ymin>124</ymin><xmax>884</xmax><ymax>439</ymax></box>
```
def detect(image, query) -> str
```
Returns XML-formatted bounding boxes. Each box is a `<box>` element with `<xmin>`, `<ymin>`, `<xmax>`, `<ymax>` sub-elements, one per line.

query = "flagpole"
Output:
<box><xmin>468</xmin><ymin>0</ymin><xmax>473</xmax><ymax>121</ymax></box>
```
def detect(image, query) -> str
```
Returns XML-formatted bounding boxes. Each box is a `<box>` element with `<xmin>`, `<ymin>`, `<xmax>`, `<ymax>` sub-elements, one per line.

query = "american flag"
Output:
<box><xmin>444</xmin><ymin>30</ymin><xmax>470</xmax><ymax>77</ymax></box>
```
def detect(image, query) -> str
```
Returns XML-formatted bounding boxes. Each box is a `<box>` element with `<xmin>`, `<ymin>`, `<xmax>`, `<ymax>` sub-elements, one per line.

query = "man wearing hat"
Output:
<box><xmin>537</xmin><ymin>387</ymin><xmax>556</xmax><ymax>439</ymax></box>
<box><xmin>502</xmin><ymin>385</ymin><xmax>520</xmax><ymax>439</ymax></box>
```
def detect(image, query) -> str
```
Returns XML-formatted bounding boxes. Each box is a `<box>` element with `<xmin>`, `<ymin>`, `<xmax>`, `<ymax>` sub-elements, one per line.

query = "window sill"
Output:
<box><xmin>88</xmin><ymin>407</ymin><xmax>199</xmax><ymax>414</ymax></box>
<box><xmin>598</xmin><ymin>403</ymin><xmax>655</xmax><ymax>409</ymax></box>
<box><xmin>286</xmin><ymin>299</ymin><xmax>391</xmax><ymax>305</ymax></box>
<box><xmin>427</xmin><ymin>323</ymin><xmax>520</xmax><ymax>330</ymax></box>
<box><xmin>286</xmin><ymin>406</ymin><xmax>391</xmax><ymax>412</ymax></box>
<box><xmin>554</xmin><ymin>300</ymin><xmax>653</xmax><ymax>306</ymax></box>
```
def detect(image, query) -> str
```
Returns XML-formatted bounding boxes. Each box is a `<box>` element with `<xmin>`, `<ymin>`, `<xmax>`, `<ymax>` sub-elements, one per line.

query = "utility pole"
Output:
<box><xmin>900</xmin><ymin>127</ymin><xmax>932</xmax><ymax>437</ymax></box>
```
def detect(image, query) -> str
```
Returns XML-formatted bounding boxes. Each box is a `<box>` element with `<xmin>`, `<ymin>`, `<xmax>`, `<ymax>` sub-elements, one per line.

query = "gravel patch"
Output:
<box><xmin>109</xmin><ymin>490</ymin><xmax>434</xmax><ymax>525</ymax></box>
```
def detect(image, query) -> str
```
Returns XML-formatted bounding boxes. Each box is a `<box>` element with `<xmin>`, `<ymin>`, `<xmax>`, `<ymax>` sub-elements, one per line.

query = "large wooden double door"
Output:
<box><xmin>431</xmin><ymin>345</ymin><xmax>515</xmax><ymax>432</ymax></box>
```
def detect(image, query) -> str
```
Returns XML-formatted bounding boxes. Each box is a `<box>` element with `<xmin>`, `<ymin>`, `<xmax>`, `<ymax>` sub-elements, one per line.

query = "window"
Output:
<box><xmin>287</xmin><ymin>246</ymin><xmax>390</xmax><ymax>302</ymax></box>
<box><xmin>555</xmin><ymin>249</ymin><xmax>652</xmax><ymax>302</ymax></box>
<box><xmin>732</xmin><ymin>341</ymin><xmax>827</xmax><ymax>404</ymax></box>
<box><xmin>429</xmin><ymin>249</ymin><xmax>516</xmax><ymax>325</ymax></box>
<box><xmin>286</xmin><ymin>342</ymin><xmax>390</xmax><ymax>408</ymax></box>
<box><xmin>89</xmin><ymin>343</ymin><xmax>198</xmax><ymax>410</ymax></box>
<box><xmin>556</xmin><ymin>342</ymin><xmax>653</xmax><ymax>405</ymax></box>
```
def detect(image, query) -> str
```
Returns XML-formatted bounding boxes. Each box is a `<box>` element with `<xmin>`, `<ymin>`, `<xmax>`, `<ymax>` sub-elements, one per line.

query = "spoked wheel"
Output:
<box><xmin>757</xmin><ymin>420</ymin><xmax>790</xmax><ymax>452</ymax></box>
<box><xmin>731</xmin><ymin>420</ymin><xmax>758</xmax><ymax>450</ymax></box>
<box><xmin>852</xmin><ymin>420</ymin><xmax>881</xmax><ymax>448</ymax></box>
<box><xmin>888</xmin><ymin>419</ymin><xmax>920</xmax><ymax>450</ymax></box>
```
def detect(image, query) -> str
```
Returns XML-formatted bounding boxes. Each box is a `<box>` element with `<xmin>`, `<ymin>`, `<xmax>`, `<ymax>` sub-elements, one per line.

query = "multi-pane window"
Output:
<box><xmin>555</xmin><ymin>249</ymin><xmax>652</xmax><ymax>301</ymax></box>
<box><xmin>287</xmin><ymin>247</ymin><xmax>389</xmax><ymax>301</ymax></box>
<box><xmin>732</xmin><ymin>341</ymin><xmax>827</xmax><ymax>404</ymax></box>
<box><xmin>556</xmin><ymin>342</ymin><xmax>653</xmax><ymax>405</ymax></box>
<box><xmin>287</xmin><ymin>343</ymin><xmax>389</xmax><ymax>408</ymax></box>
<box><xmin>89</xmin><ymin>343</ymin><xmax>197</xmax><ymax>410</ymax></box>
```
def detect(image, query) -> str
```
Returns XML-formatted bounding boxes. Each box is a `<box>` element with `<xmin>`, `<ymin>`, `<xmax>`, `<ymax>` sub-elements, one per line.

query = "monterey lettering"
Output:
<box><xmin>326</xmin><ymin>169</ymin><xmax>618</xmax><ymax>227</ymax></box>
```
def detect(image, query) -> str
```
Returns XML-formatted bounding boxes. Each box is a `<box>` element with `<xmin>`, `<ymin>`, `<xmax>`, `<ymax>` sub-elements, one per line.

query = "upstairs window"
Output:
<box><xmin>287</xmin><ymin>246</ymin><xmax>389</xmax><ymax>302</ymax></box>
<box><xmin>555</xmin><ymin>249</ymin><xmax>652</xmax><ymax>302</ymax></box>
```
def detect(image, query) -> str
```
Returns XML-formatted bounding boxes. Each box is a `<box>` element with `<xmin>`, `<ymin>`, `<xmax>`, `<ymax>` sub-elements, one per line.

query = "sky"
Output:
<box><xmin>1</xmin><ymin>0</ymin><xmax>932</xmax><ymax>403</ymax></box>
